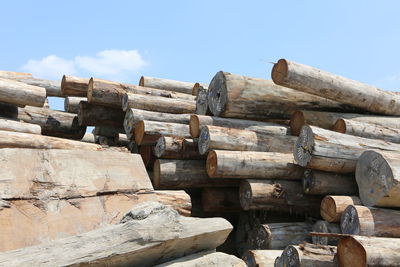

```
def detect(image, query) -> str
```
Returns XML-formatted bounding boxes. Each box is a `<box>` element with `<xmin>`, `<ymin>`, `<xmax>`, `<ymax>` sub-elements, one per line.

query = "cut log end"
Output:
<box><xmin>294</xmin><ymin>125</ymin><xmax>314</xmax><ymax>166</ymax></box>
<box><xmin>320</xmin><ymin>196</ymin><xmax>338</xmax><ymax>222</ymax></box>
<box><xmin>279</xmin><ymin>245</ymin><xmax>300</xmax><ymax>266</ymax></box>
<box><xmin>333</xmin><ymin>118</ymin><xmax>346</xmax><ymax>133</ymax></box>
<box><xmin>312</xmin><ymin>221</ymin><xmax>333</xmax><ymax>245</ymax></box>
<box><xmin>290</xmin><ymin>110</ymin><xmax>305</xmax><ymax>136</ymax></box>
<box><xmin>239</xmin><ymin>181</ymin><xmax>252</xmax><ymax>210</ymax></box>
<box><xmin>86</xmin><ymin>78</ymin><xmax>94</xmax><ymax>103</ymax></box>
<box><xmin>195</xmin><ymin>87</ymin><xmax>209</xmax><ymax>115</ymax></box>
<box><xmin>337</xmin><ymin>237</ymin><xmax>367</xmax><ymax>267</ymax></box>
<box><xmin>208</xmin><ymin>71</ymin><xmax>227</xmax><ymax>116</ymax></box>
<box><xmin>189</xmin><ymin>114</ymin><xmax>200</xmax><ymax>138</ymax></box>
<box><xmin>206</xmin><ymin>150</ymin><xmax>218</xmax><ymax>177</ymax></box>
<box><xmin>198</xmin><ymin>127</ymin><xmax>210</xmax><ymax>155</ymax></box>
<box><xmin>121</xmin><ymin>93</ymin><xmax>129</xmax><ymax>111</ymax></box>
<box><xmin>154</xmin><ymin>136</ymin><xmax>166</xmax><ymax>158</ymax></box>
<box><xmin>340</xmin><ymin>205</ymin><xmax>360</xmax><ymax>235</ymax></box>
<box><xmin>271</xmin><ymin>59</ymin><xmax>289</xmax><ymax>85</ymax></box>
<box><xmin>302</xmin><ymin>169</ymin><xmax>314</xmax><ymax>193</ymax></box>
<box><xmin>134</xmin><ymin>121</ymin><xmax>145</xmax><ymax>145</ymax></box>
<box><xmin>139</xmin><ymin>76</ymin><xmax>144</xmax><ymax>86</ymax></box>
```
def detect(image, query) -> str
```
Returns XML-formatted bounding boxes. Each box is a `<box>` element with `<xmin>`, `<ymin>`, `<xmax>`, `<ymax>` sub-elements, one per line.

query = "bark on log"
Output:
<box><xmin>337</xmin><ymin>235</ymin><xmax>400</xmax><ymax>267</ymax></box>
<box><xmin>202</xmin><ymin>187</ymin><xmax>242</xmax><ymax>213</ymax></box>
<box><xmin>154</xmin><ymin>136</ymin><xmax>204</xmax><ymax>159</ymax></box>
<box><xmin>303</xmin><ymin>169</ymin><xmax>357</xmax><ymax>195</ymax></box>
<box><xmin>61</xmin><ymin>75</ymin><xmax>90</xmax><ymax>97</ymax></box>
<box><xmin>341</xmin><ymin>205</ymin><xmax>400</xmax><ymax>237</ymax></box>
<box><xmin>135</xmin><ymin>120</ymin><xmax>191</xmax><ymax>145</ymax></box>
<box><xmin>0</xmin><ymin>118</ymin><xmax>41</xmax><ymax>135</ymax></box>
<box><xmin>122</xmin><ymin>93</ymin><xmax>196</xmax><ymax>113</ymax></box>
<box><xmin>140</xmin><ymin>76</ymin><xmax>195</xmax><ymax>94</ymax></box>
<box><xmin>294</xmin><ymin>125</ymin><xmax>400</xmax><ymax>173</ymax></box>
<box><xmin>272</xmin><ymin>58</ymin><xmax>400</xmax><ymax>115</ymax></box>
<box><xmin>78</xmin><ymin>101</ymin><xmax>125</xmax><ymax>127</ymax></box>
<box><xmin>64</xmin><ymin>97</ymin><xmax>86</xmax><ymax>113</ymax></box>
<box><xmin>140</xmin><ymin>145</ymin><xmax>156</xmax><ymax>168</ymax></box>
<box><xmin>154</xmin><ymin>190</ymin><xmax>192</xmax><ymax>217</ymax></box>
<box><xmin>0</xmin><ymin>202</ymin><xmax>233</xmax><ymax>266</ymax></box>
<box><xmin>92</xmin><ymin>125</ymin><xmax>124</xmax><ymax>137</ymax></box>
<box><xmin>153</xmin><ymin>159</ymin><xmax>238</xmax><ymax>189</ymax></box>
<box><xmin>312</xmin><ymin>220</ymin><xmax>341</xmax><ymax>246</ymax></box>
<box><xmin>239</xmin><ymin>179</ymin><xmax>321</xmax><ymax>216</ymax></box>
<box><xmin>198</xmin><ymin>125</ymin><xmax>296</xmax><ymax>155</ymax></box>
<box><xmin>320</xmin><ymin>195</ymin><xmax>362</xmax><ymax>223</ymax></box>
<box><xmin>356</xmin><ymin>150</ymin><xmax>400</xmax><ymax>207</ymax></box>
<box><xmin>242</xmin><ymin>250</ymin><xmax>282</xmax><ymax>267</ymax></box>
<box><xmin>207</xmin><ymin>71</ymin><xmax>355</xmax><ymax>119</ymax></box>
<box><xmin>0</xmin><ymin>78</ymin><xmax>46</xmax><ymax>107</ymax></box>
<box><xmin>206</xmin><ymin>150</ymin><xmax>304</xmax><ymax>179</ymax></box>
<box><xmin>195</xmin><ymin>85</ymin><xmax>212</xmax><ymax>115</ymax></box>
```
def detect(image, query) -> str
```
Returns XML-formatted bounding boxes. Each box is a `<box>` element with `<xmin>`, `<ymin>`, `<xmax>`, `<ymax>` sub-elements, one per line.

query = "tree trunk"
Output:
<box><xmin>201</xmin><ymin>187</ymin><xmax>241</xmax><ymax>212</ymax></box>
<box><xmin>341</xmin><ymin>205</ymin><xmax>400</xmax><ymax>237</ymax></box>
<box><xmin>272</xmin><ymin>58</ymin><xmax>400</xmax><ymax>115</ymax></box>
<box><xmin>156</xmin><ymin>251</ymin><xmax>245</xmax><ymax>267</ymax></box>
<box><xmin>239</xmin><ymin>179</ymin><xmax>321</xmax><ymax>217</ymax></box>
<box><xmin>0</xmin><ymin>202</ymin><xmax>233</xmax><ymax>266</ymax></box>
<box><xmin>312</xmin><ymin>220</ymin><xmax>341</xmax><ymax>246</ymax></box>
<box><xmin>140</xmin><ymin>75</ymin><xmax>196</xmax><ymax>94</ymax></box>
<box><xmin>140</xmin><ymin>145</ymin><xmax>156</xmax><ymax>168</ymax></box>
<box><xmin>242</xmin><ymin>250</ymin><xmax>282</xmax><ymax>267</ymax></box>
<box><xmin>61</xmin><ymin>75</ymin><xmax>90</xmax><ymax>97</ymax></box>
<box><xmin>153</xmin><ymin>159</ymin><xmax>238</xmax><ymax>189</ymax></box>
<box><xmin>64</xmin><ymin>96</ymin><xmax>86</xmax><ymax>113</ymax></box>
<box><xmin>320</xmin><ymin>195</ymin><xmax>362</xmax><ymax>223</ymax></box>
<box><xmin>78</xmin><ymin>101</ymin><xmax>125</xmax><ymax>127</ymax></box>
<box><xmin>154</xmin><ymin>190</ymin><xmax>192</xmax><ymax>217</ymax></box>
<box><xmin>195</xmin><ymin>85</ymin><xmax>212</xmax><ymax>115</ymax></box>
<box><xmin>122</xmin><ymin>93</ymin><xmax>196</xmax><ymax>113</ymax></box>
<box><xmin>356</xmin><ymin>150</ymin><xmax>400</xmax><ymax>207</ymax></box>
<box><xmin>0</xmin><ymin>78</ymin><xmax>46</xmax><ymax>107</ymax></box>
<box><xmin>154</xmin><ymin>136</ymin><xmax>204</xmax><ymax>160</ymax></box>
<box><xmin>206</xmin><ymin>150</ymin><xmax>303</xmax><ymax>179</ymax></box>
<box><xmin>190</xmin><ymin>114</ymin><xmax>289</xmax><ymax>138</ymax></box>
<box><xmin>207</xmin><ymin>71</ymin><xmax>356</xmax><ymax>119</ymax></box>
<box><xmin>198</xmin><ymin>125</ymin><xmax>296</xmax><ymax>155</ymax></box>
<box><xmin>302</xmin><ymin>169</ymin><xmax>357</xmax><ymax>195</ymax></box>
<box><xmin>337</xmin><ymin>235</ymin><xmax>400</xmax><ymax>267</ymax></box>
<box><xmin>134</xmin><ymin>120</ymin><xmax>191</xmax><ymax>145</ymax></box>
<box><xmin>0</xmin><ymin>118</ymin><xmax>41</xmax><ymax>135</ymax></box>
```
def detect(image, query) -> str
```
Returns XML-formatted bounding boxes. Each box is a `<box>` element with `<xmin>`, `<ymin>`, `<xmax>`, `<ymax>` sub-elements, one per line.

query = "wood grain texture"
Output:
<box><xmin>0</xmin><ymin>118</ymin><xmax>41</xmax><ymax>135</ymax></box>
<box><xmin>78</xmin><ymin>101</ymin><xmax>125</xmax><ymax>127</ymax></box>
<box><xmin>0</xmin><ymin>78</ymin><xmax>46</xmax><ymax>107</ymax></box>
<box><xmin>140</xmin><ymin>76</ymin><xmax>196</xmax><ymax>94</ymax></box>
<box><xmin>135</xmin><ymin>120</ymin><xmax>191</xmax><ymax>145</ymax></box>
<box><xmin>61</xmin><ymin>75</ymin><xmax>90</xmax><ymax>97</ymax></box>
<box><xmin>320</xmin><ymin>195</ymin><xmax>362</xmax><ymax>222</ymax></box>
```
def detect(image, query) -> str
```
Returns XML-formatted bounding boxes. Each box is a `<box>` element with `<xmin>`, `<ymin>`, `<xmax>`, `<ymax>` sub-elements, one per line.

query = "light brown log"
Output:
<box><xmin>154</xmin><ymin>190</ymin><xmax>192</xmax><ymax>217</ymax></box>
<box><xmin>154</xmin><ymin>136</ymin><xmax>204</xmax><ymax>159</ymax></box>
<box><xmin>337</xmin><ymin>235</ymin><xmax>400</xmax><ymax>267</ymax></box>
<box><xmin>124</xmin><ymin>108</ymin><xmax>191</xmax><ymax>140</ymax></box>
<box><xmin>356</xmin><ymin>150</ymin><xmax>400</xmax><ymax>207</ymax></box>
<box><xmin>303</xmin><ymin>169</ymin><xmax>357</xmax><ymax>195</ymax></box>
<box><xmin>312</xmin><ymin>220</ymin><xmax>341</xmax><ymax>246</ymax></box>
<box><xmin>140</xmin><ymin>145</ymin><xmax>156</xmax><ymax>168</ymax></box>
<box><xmin>135</xmin><ymin>120</ymin><xmax>191</xmax><ymax>145</ymax></box>
<box><xmin>195</xmin><ymin>85</ymin><xmax>212</xmax><ymax>115</ymax></box>
<box><xmin>294</xmin><ymin>125</ymin><xmax>400</xmax><ymax>173</ymax></box>
<box><xmin>0</xmin><ymin>202</ymin><xmax>233</xmax><ymax>266</ymax></box>
<box><xmin>341</xmin><ymin>205</ymin><xmax>400</xmax><ymax>237</ymax></box>
<box><xmin>242</xmin><ymin>250</ymin><xmax>282</xmax><ymax>267</ymax></box>
<box><xmin>190</xmin><ymin>114</ymin><xmax>289</xmax><ymax>138</ymax></box>
<box><xmin>206</xmin><ymin>150</ymin><xmax>303</xmax><ymax>179</ymax></box>
<box><xmin>198</xmin><ymin>125</ymin><xmax>296</xmax><ymax>155</ymax></box>
<box><xmin>320</xmin><ymin>195</ymin><xmax>362</xmax><ymax>223</ymax></box>
<box><xmin>140</xmin><ymin>75</ymin><xmax>195</xmax><ymax>94</ymax></box>
<box><xmin>122</xmin><ymin>93</ymin><xmax>196</xmax><ymax>113</ymax></box>
<box><xmin>0</xmin><ymin>118</ymin><xmax>41</xmax><ymax>135</ymax></box>
<box><xmin>153</xmin><ymin>159</ymin><xmax>238</xmax><ymax>189</ymax></box>
<box><xmin>61</xmin><ymin>75</ymin><xmax>90</xmax><ymax>97</ymax></box>
<box><xmin>64</xmin><ymin>96</ymin><xmax>86</xmax><ymax>113</ymax></box>
<box><xmin>272</xmin><ymin>58</ymin><xmax>400</xmax><ymax>115</ymax></box>
<box><xmin>0</xmin><ymin>70</ymin><xmax>32</xmax><ymax>78</ymax></box>
<box><xmin>207</xmin><ymin>71</ymin><xmax>356</xmax><ymax>119</ymax></box>
<box><xmin>201</xmin><ymin>187</ymin><xmax>241</xmax><ymax>212</ymax></box>
<box><xmin>239</xmin><ymin>179</ymin><xmax>321</xmax><ymax>216</ymax></box>
<box><xmin>0</xmin><ymin>78</ymin><xmax>46</xmax><ymax>107</ymax></box>
<box><xmin>78</xmin><ymin>101</ymin><xmax>125</xmax><ymax>127</ymax></box>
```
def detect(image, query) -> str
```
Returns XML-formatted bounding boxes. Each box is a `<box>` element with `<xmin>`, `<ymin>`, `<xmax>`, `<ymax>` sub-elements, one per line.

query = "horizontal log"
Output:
<box><xmin>154</xmin><ymin>137</ymin><xmax>204</xmax><ymax>160</ymax></box>
<box><xmin>140</xmin><ymin>75</ymin><xmax>195</xmax><ymax>94</ymax></box>
<box><xmin>64</xmin><ymin>96</ymin><xmax>86</xmax><ymax>113</ymax></box>
<box><xmin>154</xmin><ymin>190</ymin><xmax>192</xmax><ymax>217</ymax></box>
<box><xmin>156</xmin><ymin>251</ymin><xmax>245</xmax><ymax>267</ymax></box>
<box><xmin>134</xmin><ymin>120</ymin><xmax>191</xmax><ymax>145</ymax></box>
<box><xmin>78</xmin><ymin>101</ymin><xmax>125</xmax><ymax>127</ymax></box>
<box><xmin>201</xmin><ymin>187</ymin><xmax>241</xmax><ymax>213</ymax></box>
<box><xmin>0</xmin><ymin>70</ymin><xmax>32</xmax><ymax>78</ymax></box>
<box><xmin>0</xmin><ymin>78</ymin><xmax>46</xmax><ymax>107</ymax></box>
<box><xmin>61</xmin><ymin>75</ymin><xmax>90</xmax><ymax>97</ymax></box>
<box><xmin>242</xmin><ymin>250</ymin><xmax>282</xmax><ymax>267</ymax></box>
<box><xmin>320</xmin><ymin>195</ymin><xmax>362</xmax><ymax>223</ymax></box>
<box><xmin>0</xmin><ymin>118</ymin><xmax>41</xmax><ymax>135</ymax></box>
<box><xmin>303</xmin><ymin>169</ymin><xmax>357</xmax><ymax>195</ymax></box>
<box><xmin>312</xmin><ymin>220</ymin><xmax>341</xmax><ymax>246</ymax></box>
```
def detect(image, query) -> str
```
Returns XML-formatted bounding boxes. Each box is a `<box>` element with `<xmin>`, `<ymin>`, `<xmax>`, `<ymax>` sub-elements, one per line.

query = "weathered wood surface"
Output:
<box><xmin>312</xmin><ymin>220</ymin><xmax>341</xmax><ymax>246</ymax></box>
<box><xmin>206</xmin><ymin>150</ymin><xmax>303</xmax><ymax>179</ymax></box>
<box><xmin>154</xmin><ymin>190</ymin><xmax>192</xmax><ymax>217</ymax></box>
<box><xmin>135</xmin><ymin>120</ymin><xmax>191</xmax><ymax>145</ymax></box>
<box><xmin>207</xmin><ymin>71</ymin><xmax>355</xmax><ymax>119</ymax></box>
<box><xmin>303</xmin><ymin>169</ymin><xmax>357</xmax><ymax>195</ymax></box>
<box><xmin>140</xmin><ymin>76</ymin><xmax>195</xmax><ymax>94</ymax></box>
<box><xmin>0</xmin><ymin>202</ymin><xmax>233</xmax><ymax>266</ymax></box>
<box><xmin>242</xmin><ymin>250</ymin><xmax>282</xmax><ymax>267</ymax></box>
<box><xmin>202</xmin><ymin>187</ymin><xmax>241</xmax><ymax>212</ymax></box>
<box><xmin>195</xmin><ymin>84</ymin><xmax>212</xmax><ymax>115</ymax></box>
<box><xmin>154</xmin><ymin>136</ymin><xmax>204</xmax><ymax>159</ymax></box>
<box><xmin>78</xmin><ymin>101</ymin><xmax>125</xmax><ymax>127</ymax></box>
<box><xmin>320</xmin><ymin>195</ymin><xmax>362</xmax><ymax>222</ymax></box>
<box><xmin>198</xmin><ymin>125</ymin><xmax>296</xmax><ymax>155</ymax></box>
<box><xmin>356</xmin><ymin>150</ymin><xmax>400</xmax><ymax>207</ymax></box>
<box><xmin>92</xmin><ymin>125</ymin><xmax>124</xmax><ymax>137</ymax></box>
<box><xmin>0</xmin><ymin>78</ymin><xmax>46</xmax><ymax>107</ymax></box>
<box><xmin>64</xmin><ymin>96</ymin><xmax>86</xmax><ymax>113</ymax></box>
<box><xmin>0</xmin><ymin>118</ymin><xmax>41</xmax><ymax>135</ymax></box>
<box><xmin>61</xmin><ymin>75</ymin><xmax>90</xmax><ymax>97</ymax></box>
<box><xmin>272</xmin><ymin>58</ymin><xmax>400</xmax><ymax>115</ymax></box>
<box><xmin>337</xmin><ymin>235</ymin><xmax>400</xmax><ymax>267</ymax></box>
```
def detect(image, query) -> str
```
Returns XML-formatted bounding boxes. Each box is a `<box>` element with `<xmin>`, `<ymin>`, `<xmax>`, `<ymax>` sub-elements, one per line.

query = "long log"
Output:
<box><xmin>312</xmin><ymin>220</ymin><xmax>341</xmax><ymax>246</ymax></box>
<box><xmin>303</xmin><ymin>169</ymin><xmax>357</xmax><ymax>195</ymax></box>
<box><xmin>140</xmin><ymin>76</ymin><xmax>195</xmax><ymax>94</ymax></box>
<box><xmin>0</xmin><ymin>118</ymin><xmax>41</xmax><ymax>135</ymax></box>
<box><xmin>341</xmin><ymin>205</ymin><xmax>400</xmax><ymax>237</ymax></box>
<box><xmin>337</xmin><ymin>235</ymin><xmax>400</xmax><ymax>267</ymax></box>
<box><xmin>242</xmin><ymin>250</ymin><xmax>282</xmax><ymax>267</ymax></box>
<box><xmin>78</xmin><ymin>101</ymin><xmax>125</xmax><ymax>127</ymax></box>
<box><xmin>61</xmin><ymin>75</ymin><xmax>90</xmax><ymax>97</ymax></box>
<box><xmin>356</xmin><ymin>150</ymin><xmax>400</xmax><ymax>207</ymax></box>
<box><xmin>134</xmin><ymin>120</ymin><xmax>191</xmax><ymax>145</ymax></box>
<box><xmin>294</xmin><ymin>125</ymin><xmax>400</xmax><ymax>173</ymax></box>
<box><xmin>206</xmin><ymin>150</ymin><xmax>303</xmax><ymax>179</ymax></box>
<box><xmin>272</xmin><ymin>58</ymin><xmax>400</xmax><ymax>115</ymax></box>
<box><xmin>207</xmin><ymin>71</ymin><xmax>355</xmax><ymax>119</ymax></box>
<box><xmin>195</xmin><ymin>85</ymin><xmax>212</xmax><ymax>115</ymax></box>
<box><xmin>320</xmin><ymin>195</ymin><xmax>362</xmax><ymax>223</ymax></box>
<box><xmin>0</xmin><ymin>78</ymin><xmax>46</xmax><ymax>107</ymax></box>
<box><xmin>201</xmin><ymin>187</ymin><xmax>241</xmax><ymax>213</ymax></box>
<box><xmin>198</xmin><ymin>125</ymin><xmax>296</xmax><ymax>155</ymax></box>
<box><xmin>64</xmin><ymin>96</ymin><xmax>86</xmax><ymax>113</ymax></box>
<box><xmin>0</xmin><ymin>202</ymin><xmax>233</xmax><ymax>266</ymax></box>
<box><xmin>154</xmin><ymin>136</ymin><xmax>204</xmax><ymax>159</ymax></box>
<box><xmin>154</xmin><ymin>190</ymin><xmax>192</xmax><ymax>217</ymax></box>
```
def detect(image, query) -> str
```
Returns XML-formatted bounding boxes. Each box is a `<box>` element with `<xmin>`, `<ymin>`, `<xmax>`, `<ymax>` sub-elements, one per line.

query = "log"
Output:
<box><xmin>122</xmin><ymin>93</ymin><xmax>196</xmax><ymax>113</ymax></box>
<box><xmin>302</xmin><ymin>169</ymin><xmax>357</xmax><ymax>195</ymax></box>
<box><xmin>207</xmin><ymin>71</ymin><xmax>355</xmax><ymax>119</ymax></box>
<box><xmin>341</xmin><ymin>205</ymin><xmax>400</xmax><ymax>237</ymax></box>
<box><xmin>290</xmin><ymin>110</ymin><xmax>400</xmax><ymax>136</ymax></box>
<box><xmin>135</xmin><ymin>120</ymin><xmax>191</xmax><ymax>145</ymax></box>
<box><xmin>239</xmin><ymin>179</ymin><xmax>321</xmax><ymax>216</ymax></box>
<box><xmin>154</xmin><ymin>136</ymin><xmax>204</xmax><ymax>159</ymax></box>
<box><xmin>198</xmin><ymin>125</ymin><xmax>296</xmax><ymax>155</ymax></box>
<box><xmin>206</xmin><ymin>150</ymin><xmax>304</xmax><ymax>179</ymax></box>
<box><xmin>202</xmin><ymin>187</ymin><xmax>241</xmax><ymax>213</ymax></box>
<box><xmin>312</xmin><ymin>221</ymin><xmax>341</xmax><ymax>246</ymax></box>
<box><xmin>337</xmin><ymin>235</ymin><xmax>400</xmax><ymax>267</ymax></box>
<box><xmin>153</xmin><ymin>159</ymin><xmax>238</xmax><ymax>189</ymax></box>
<box><xmin>0</xmin><ymin>118</ymin><xmax>41</xmax><ymax>135</ymax></box>
<box><xmin>154</xmin><ymin>190</ymin><xmax>192</xmax><ymax>217</ymax></box>
<box><xmin>0</xmin><ymin>202</ymin><xmax>233</xmax><ymax>266</ymax></box>
<box><xmin>195</xmin><ymin>85</ymin><xmax>212</xmax><ymax>115</ymax></box>
<box><xmin>242</xmin><ymin>250</ymin><xmax>282</xmax><ymax>267</ymax></box>
<box><xmin>140</xmin><ymin>145</ymin><xmax>156</xmax><ymax>168</ymax></box>
<box><xmin>140</xmin><ymin>75</ymin><xmax>195</xmax><ymax>94</ymax></box>
<box><xmin>272</xmin><ymin>58</ymin><xmax>400</xmax><ymax>115</ymax></box>
<box><xmin>190</xmin><ymin>114</ymin><xmax>289</xmax><ymax>138</ymax></box>
<box><xmin>275</xmin><ymin>243</ymin><xmax>338</xmax><ymax>267</ymax></box>
<box><xmin>124</xmin><ymin>108</ymin><xmax>191</xmax><ymax>140</ymax></box>
<box><xmin>320</xmin><ymin>195</ymin><xmax>362</xmax><ymax>223</ymax></box>
<box><xmin>356</xmin><ymin>150</ymin><xmax>400</xmax><ymax>207</ymax></box>
<box><xmin>156</xmin><ymin>251</ymin><xmax>245</xmax><ymax>267</ymax></box>
<box><xmin>0</xmin><ymin>70</ymin><xmax>32</xmax><ymax>78</ymax></box>
<box><xmin>294</xmin><ymin>125</ymin><xmax>400</xmax><ymax>173</ymax></box>
<box><xmin>61</xmin><ymin>75</ymin><xmax>90</xmax><ymax>97</ymax></box>
<box><xmin>192</xmin><ymin>82</ymin><xmax>208</xmax><ymax>96</ymax></box>
<box><xmin>0</xmin><ymin>78</ymin><xmax>46</xmax><ymax>107</ymax></box>
<box><xmin>64</xmin><ymin>96</ymin><xmax>86</xmax><ymax>113</ymax></box>
<box><xmin>78</xmin><ymin>101</ymin><xmax>125</xmax><ymax>127</ymax></box>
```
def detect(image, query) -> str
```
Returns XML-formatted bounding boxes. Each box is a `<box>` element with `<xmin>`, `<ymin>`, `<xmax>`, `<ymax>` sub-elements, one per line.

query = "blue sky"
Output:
<box><xmin>1</xmin><ymin>1</ymin><xmax>400</xmax><ymax>110</ymax></box>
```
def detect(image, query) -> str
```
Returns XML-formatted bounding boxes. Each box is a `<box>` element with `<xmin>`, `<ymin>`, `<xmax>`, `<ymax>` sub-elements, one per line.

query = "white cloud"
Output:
<box><xmin>22</xmin><ymin>55</ymin><xmax>76</xmax><ymax>80</ymax></box>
